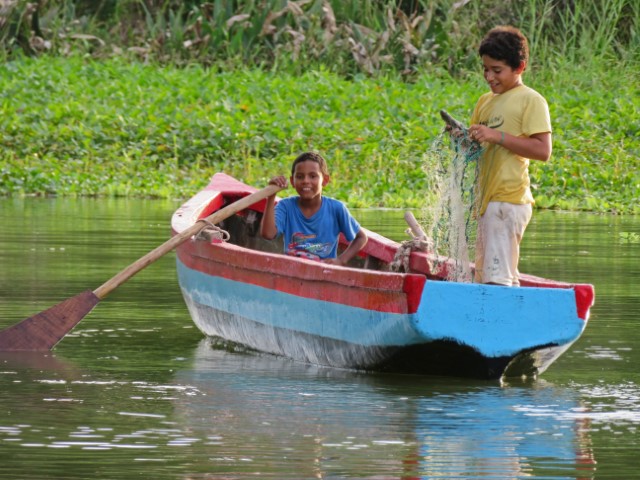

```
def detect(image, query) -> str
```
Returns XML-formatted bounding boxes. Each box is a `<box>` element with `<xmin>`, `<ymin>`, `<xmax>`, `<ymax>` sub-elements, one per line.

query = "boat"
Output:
<box><xmin>171</xmin><ymin>173</ymin><xmax>595</xmax><ymax>380</ymax></box>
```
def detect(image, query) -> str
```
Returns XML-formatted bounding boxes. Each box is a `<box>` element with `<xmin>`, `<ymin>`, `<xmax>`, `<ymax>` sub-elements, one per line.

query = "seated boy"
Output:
<box><xmin>260</xmin><ymin>152</ymin><xmax>367</xmax><ymax>266</ymax></box>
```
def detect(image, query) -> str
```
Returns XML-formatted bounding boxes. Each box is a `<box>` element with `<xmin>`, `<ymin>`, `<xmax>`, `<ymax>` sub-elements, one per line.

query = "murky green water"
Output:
<box><xmin>0</xmin><ymin>198</ymin><xmax>638</xmax><ymax>479</ymax></box>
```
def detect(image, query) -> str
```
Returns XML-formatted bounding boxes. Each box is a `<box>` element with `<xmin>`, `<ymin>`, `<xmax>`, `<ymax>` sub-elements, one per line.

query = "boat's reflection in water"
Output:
<box><xmin>173</xmin><ymin>339</ymin><xmax>596</xmax><ymax>479</ymax></box>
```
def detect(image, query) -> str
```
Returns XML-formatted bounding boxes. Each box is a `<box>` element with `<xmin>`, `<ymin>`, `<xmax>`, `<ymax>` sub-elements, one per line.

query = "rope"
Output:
<box><xmin>391</xmin><ymin>238</ymin><xmax>427</xmax><ymax>273</ymax></box>
<box><xmin>195</xmin><ymin>218</ymin><xmax>230</xmax><ymax>242</ymax></box>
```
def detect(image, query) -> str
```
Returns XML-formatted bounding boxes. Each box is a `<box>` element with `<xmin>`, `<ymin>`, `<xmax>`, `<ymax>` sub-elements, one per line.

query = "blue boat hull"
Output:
<box><xmin>177</xmin><ymin>259</ymin><xmax>586</xmax><ymax>379</ymax></box>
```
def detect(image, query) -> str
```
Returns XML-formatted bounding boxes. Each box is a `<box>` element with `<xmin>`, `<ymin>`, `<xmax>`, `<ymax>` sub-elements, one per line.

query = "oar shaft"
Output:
<box><xmin>404</xmin><ymin>211</ymin><xmax>427</xmax><ymax>240</ymax></box>
<box><xmin>93</xmin><ymin>184</ymin><xmax>281</xmax><ymax>299</ymax></box>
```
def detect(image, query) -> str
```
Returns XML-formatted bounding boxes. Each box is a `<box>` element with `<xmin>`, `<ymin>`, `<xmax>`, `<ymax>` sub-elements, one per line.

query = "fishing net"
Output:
<box><xmin>419</xmin><ymin>111</ymin><xmax>484</xmax><ymax>282</ymax></box>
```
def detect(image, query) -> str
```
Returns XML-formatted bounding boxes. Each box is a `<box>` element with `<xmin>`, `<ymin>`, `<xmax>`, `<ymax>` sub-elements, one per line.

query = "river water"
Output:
<box><xmin>0</xmin><ymin>197</ymin><xmax>638</xmax><ymax>479</ymax></box>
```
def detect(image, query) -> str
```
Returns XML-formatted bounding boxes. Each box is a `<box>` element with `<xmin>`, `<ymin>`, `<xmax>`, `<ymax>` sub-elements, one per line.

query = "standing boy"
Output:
<box><xmin>467</xmin><ymin>26</ymin><xmax>552</xmax><ymax>286</ymax></box>
<box><xmin>260</xmin><ymin>151</ymin><xmax>368</xmax><ymax>266</ymax></box>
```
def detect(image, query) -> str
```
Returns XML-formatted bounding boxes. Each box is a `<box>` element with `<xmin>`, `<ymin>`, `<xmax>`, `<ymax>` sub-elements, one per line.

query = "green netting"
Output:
<box><xmin>419</xmin><ymin>114</ymin><xmax>484</xmax><ymax>282</ymax></box>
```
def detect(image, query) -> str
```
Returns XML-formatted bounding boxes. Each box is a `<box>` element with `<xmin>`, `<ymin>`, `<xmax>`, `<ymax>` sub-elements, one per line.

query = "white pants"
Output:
<box><xmin>474</xmin><ymin>202</ymin><xmax>532</xmax><ymax>286</ymax></box>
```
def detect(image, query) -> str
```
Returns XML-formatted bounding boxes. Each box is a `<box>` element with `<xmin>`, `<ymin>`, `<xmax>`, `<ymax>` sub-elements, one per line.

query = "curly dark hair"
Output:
<box><xmin>479</xmin><ymin>26</ymin><xmax>529</xmax><ymax>70</ymax></box>
<box><xmin>291</xmin><ymin>152</ymin><xmax>329</xmax><ymax>177</ymax></box>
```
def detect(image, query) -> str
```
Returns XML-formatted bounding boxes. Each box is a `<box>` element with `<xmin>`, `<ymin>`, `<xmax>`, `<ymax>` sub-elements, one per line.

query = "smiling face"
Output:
<box><xmin>290</xmin><ymin>159</ymin><xmax>329</xmax><ymax>202</ymax></box>
<box><xmin>482</xmin><ymin>55</ymin><xmax>524</xmax><ymax>94</ymax></box>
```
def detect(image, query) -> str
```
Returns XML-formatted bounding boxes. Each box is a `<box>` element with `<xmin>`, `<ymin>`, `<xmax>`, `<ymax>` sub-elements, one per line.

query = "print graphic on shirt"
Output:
<box><xmin>480</xmin><ymin>116</ymin><xmax>504</xmax><ymax>129</ymax></box>
<box><xmin>287</xmin><ymin>232</ymin><xmax>332</xmax><ymax>260</ymax></box>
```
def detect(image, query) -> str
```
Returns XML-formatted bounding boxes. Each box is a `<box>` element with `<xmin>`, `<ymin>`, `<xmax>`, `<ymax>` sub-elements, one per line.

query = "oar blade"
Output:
<box><xmin>0</xmin><ymin>184</ymin><xmax>283</xmax><ymax>352</ymax></box>
<box><xmin>0</xmin><ymin>290</ymin><xmax>99</xmax><ymax>351</ymax></box>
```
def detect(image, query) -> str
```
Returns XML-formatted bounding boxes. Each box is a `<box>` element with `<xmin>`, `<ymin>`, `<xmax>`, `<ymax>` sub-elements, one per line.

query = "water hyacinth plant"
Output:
<box><xmin>0</xmin><ymin>0</ymin><xmax>638</xmax><ymax>213</ymax></box>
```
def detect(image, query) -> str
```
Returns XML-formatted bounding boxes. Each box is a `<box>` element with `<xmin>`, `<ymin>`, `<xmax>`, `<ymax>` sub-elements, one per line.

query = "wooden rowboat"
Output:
<box><xmin>172</xmin><ymin>173</ymin><xmax>595</xmax><ymax>380</ymax></box>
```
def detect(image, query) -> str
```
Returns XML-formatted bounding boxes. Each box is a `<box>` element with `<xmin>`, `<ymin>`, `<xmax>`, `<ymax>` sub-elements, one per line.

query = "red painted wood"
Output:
<box><xmin>574</xmin><ymin>284</ymin><xmax>595</xmax><ymax>320</ymax></box>
<box><xmin>403</xmin><ymin>274</ymin><xmax>427</xmax><ymax>313</ymax></box>
<box><xmin>200</xmin><ymin>173</ymin><xmax>273</xmax><ymax>216</ymax></box>
<box><xmin>178</xmin><ymin>240</ymin><xmax>419</xmax><ymax>314</ymax></box>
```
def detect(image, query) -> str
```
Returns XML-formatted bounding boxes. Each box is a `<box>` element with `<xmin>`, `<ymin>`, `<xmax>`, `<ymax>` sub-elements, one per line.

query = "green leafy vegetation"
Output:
<box><xmin>0</xmin><ymin>1</ymin><xmax>638</xmax><ymax>213</ymax></box>
<box><xmin>619</xmin><ymin>232</ymin><xmax>640</xmax><ymax>243</ymax></box>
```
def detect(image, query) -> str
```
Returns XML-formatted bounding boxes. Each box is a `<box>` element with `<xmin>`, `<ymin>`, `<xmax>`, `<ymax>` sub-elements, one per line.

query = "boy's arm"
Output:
<box><xmin>509</xmin><ymin>131</ymin><xmax>552</xmax><ymax>161</ymax></box>
<box><xmin>325</xmin><ymin>229</ymin><xmax>368</xmax><ymax>266</ymax></box>
<box><xmin>260</xmin><ymin>176</ymin><xmax>287</xmax><ymax>239</ymax></box>
<box><xmin>470</xmin><ymin>126</ymin><xmax>552</xmax><ymax>161</ymax></box>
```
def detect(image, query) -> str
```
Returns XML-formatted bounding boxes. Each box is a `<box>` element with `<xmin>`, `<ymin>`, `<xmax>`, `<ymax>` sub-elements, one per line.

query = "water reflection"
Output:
<box><xmin>3</xmin><ymin>338</ymin><xmax>636</xmax><ymax>479</ymax></box>
<box><xmin>0</xmin><ymin>349</ymin><xmax>194</xmax><ymax>479</ymax></box>
<box><xmin>410</xmin><ymin>387</ymin><xmax>596</xmax><ymax>478</ymax></box>
<box><xmin>167</xmin><ymin>340</ymin><xmax>597</xmax><ymax>479</ymax></box>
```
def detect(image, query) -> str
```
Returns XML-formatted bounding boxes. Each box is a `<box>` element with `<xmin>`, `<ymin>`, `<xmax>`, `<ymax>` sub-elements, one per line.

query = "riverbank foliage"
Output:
<box><xmin>1</xmin><ymin>0</ymin><xmax>638</xmax><ymax>213</ymax></box>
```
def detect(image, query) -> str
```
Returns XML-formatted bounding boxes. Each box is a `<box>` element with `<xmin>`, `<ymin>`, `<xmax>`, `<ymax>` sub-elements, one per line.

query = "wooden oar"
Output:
<box><xmin>0</xmin><ymin>184</ymin><xmax>282</xmax><ymax>352</ymax></box>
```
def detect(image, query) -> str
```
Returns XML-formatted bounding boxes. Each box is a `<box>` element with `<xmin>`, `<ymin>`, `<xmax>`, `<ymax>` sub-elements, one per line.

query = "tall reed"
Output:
<box><xmin>1</xmin><ymin>0</ymin><xmax>637</xmax><ymax>75</ymax></box>
<box><xmin>512</xmin><ymin>0</ymin><xmax>638</xmax><ymax>66</ymax></box>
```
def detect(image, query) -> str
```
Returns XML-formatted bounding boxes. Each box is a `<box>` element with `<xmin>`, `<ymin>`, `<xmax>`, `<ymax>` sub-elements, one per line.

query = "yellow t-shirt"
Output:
<box><xmin>471</xmin><ymin>85</ymin><xmax>551</xmax><ymax>215</ymax></box>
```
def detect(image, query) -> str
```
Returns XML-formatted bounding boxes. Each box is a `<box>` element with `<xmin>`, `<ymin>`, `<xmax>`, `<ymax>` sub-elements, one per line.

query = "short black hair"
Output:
<box><xmin>291</xmin><ymin>152</ymin><xmax>329</xmax><ymax>177</ymax></box>
<box><xmin>479</xmin><ymin>26</ymin><xmax>529</xmax><ymax>70</ymax></box>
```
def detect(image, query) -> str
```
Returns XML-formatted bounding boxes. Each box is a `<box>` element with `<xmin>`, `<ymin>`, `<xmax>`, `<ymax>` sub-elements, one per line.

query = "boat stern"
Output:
<box><xmin>412</xmin><ymin>281</ymin><xmax>591</xmax><ymax>378</ymax></box>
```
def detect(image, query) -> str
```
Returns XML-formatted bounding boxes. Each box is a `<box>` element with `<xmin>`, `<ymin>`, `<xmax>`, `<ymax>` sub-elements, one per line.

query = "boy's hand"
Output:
<box><xmin>446</xmin><ymin>126</ymin><xmax>465</xmax><ymax>139</ymax></box>
<box><xmin>440</xmin><ymin>110</ymin><xmax>483</xmax><ymax>159</ymax></box>
<box><xmin>440</xmin><ymin>109</ymin><xmax>468</xmax><ymax>140</ymax></box>
<box><xmin>322</xmin><ymin>257</ymin><xmax>343</xmax><ymax>266</ymax></box>
<box><xmin>470</xmin><ymin>125</ymin><xmax>491</xmax><ymax>143</ymax></box>
<box><xmin>268</xmin><ymin>175</ymin><xmax>288</xmax><ymax>189</ymax></box>
<box><xmin>470</xmin><ymin>125</ymin><xmax>504</xmax><ymax>147</ymax></box>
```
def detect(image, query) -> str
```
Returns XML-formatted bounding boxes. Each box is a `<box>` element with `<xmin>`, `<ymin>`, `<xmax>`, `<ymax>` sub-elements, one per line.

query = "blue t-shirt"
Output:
<box><xmin>274</xmin><ymin>196</ymin><xmax>361</xmax><ymax>260</ymax></box>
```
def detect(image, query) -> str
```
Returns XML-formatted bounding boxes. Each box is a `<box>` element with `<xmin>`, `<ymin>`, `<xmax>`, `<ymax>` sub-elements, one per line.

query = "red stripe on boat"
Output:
<box><xmin>177</xmin><ymin>240</ymin><xmax>424</xmax><ymax>314</ymax></box>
